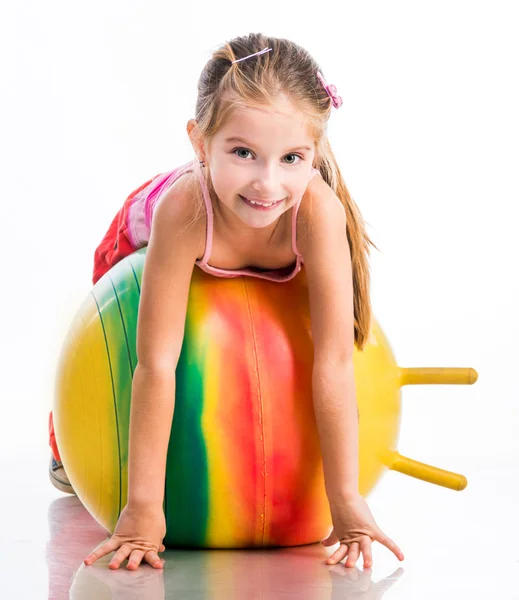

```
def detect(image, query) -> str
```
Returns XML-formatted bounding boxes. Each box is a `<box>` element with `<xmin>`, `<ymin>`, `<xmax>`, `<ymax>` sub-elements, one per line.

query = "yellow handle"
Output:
<box><xmin>400</xmin><ymin>367</ymin><xmax>478</xmax><ymax>386</ymax></box>
<box><xmin>383</xmin><ymin>450</ymin><xmax>467</xmax><ymax>491</ymax></box>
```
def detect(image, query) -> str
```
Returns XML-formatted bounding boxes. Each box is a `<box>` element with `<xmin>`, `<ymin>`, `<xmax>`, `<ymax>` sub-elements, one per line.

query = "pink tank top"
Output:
<box><xmin>127</xmin><ymin>159</ymin><xmax>319</xmax><ymax>282</ymax></box>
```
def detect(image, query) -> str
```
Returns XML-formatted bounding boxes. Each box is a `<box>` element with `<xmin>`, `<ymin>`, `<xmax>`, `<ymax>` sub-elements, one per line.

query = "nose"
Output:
<box><xmin>251</xmin><ymin>162</ymin><xmax>279</xmax><ymax>195</ymax></box>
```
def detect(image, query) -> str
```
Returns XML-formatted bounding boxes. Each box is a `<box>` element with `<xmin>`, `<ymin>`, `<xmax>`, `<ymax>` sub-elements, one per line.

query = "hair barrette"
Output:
<box><xmin>316</xmin><ymin>71</ymin><xmax>343</xmax><ymax>109</ymax></box>
<box><xmin>231</xmin><ymin>47</ymin><xmax>272</xmax><ymax>64</ymax></box>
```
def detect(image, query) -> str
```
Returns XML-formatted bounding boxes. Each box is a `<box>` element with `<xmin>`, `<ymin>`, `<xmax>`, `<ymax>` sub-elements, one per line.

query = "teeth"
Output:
<box><xmin>247</xmin><ymin>198</ymin><xmax>276</xmax><ymax>207</ymax></box>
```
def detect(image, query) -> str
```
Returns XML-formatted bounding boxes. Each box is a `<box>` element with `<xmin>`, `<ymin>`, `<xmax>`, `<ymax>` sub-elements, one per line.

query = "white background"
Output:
<box><xmin>1</xmin><ymin>1</ymin><xmax>517</xmax><ymax>490</ymax></box>
<box><xmin>1</xmin><ymin>2</ymin><xmax>519</xmax><ymax>597</ymax></box>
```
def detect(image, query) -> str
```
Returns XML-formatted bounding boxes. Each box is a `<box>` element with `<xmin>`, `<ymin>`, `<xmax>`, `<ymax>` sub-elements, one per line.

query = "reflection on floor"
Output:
<box><xmin>3</xmin><ymin>452</ymin><xmax>517</xmax><ymax>599</ymax></box>
<box><xmin>45</xmin><ymin>496</ymin><xmax>404</xmax><ymax>599</ymax></box>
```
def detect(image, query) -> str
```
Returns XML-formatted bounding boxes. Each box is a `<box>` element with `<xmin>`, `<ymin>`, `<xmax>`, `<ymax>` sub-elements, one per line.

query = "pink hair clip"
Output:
<box><xmin>316</xmin><ymin>71</ymin><xmax>343</xmax><ymax>109</ymax></box>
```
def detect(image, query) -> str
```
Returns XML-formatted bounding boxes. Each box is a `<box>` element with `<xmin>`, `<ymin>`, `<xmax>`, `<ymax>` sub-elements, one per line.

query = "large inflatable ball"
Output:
<box><xmin>54</xmin><ymin>249</ymin><xmax>476</xmax><ymax>548</ymax></box>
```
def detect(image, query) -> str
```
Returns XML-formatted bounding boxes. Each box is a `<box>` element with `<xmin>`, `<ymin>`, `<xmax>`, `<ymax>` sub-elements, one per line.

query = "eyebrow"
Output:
<box><xmin>224</xmin><ymin>136</ymin><xmax>312</xmax><ymax>152</ymax></box>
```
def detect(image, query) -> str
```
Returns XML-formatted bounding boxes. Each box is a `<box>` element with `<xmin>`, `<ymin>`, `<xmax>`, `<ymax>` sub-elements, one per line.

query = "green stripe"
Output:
<box><xmin>110</xmin><ymin>259</ymin><xmax>141</xmax><ymax>375</ymax></box>
<box><xmin>164</xmin><ymin>309</ymin><xmax>209</xmax><ymax>547</ymax></box>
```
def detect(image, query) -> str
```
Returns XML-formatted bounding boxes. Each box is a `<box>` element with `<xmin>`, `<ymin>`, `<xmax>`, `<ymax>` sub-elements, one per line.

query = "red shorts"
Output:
<box><xmin>91</xmin><ymin>176</ymin><xmax>157</xmax><ymax>285</ymax></box>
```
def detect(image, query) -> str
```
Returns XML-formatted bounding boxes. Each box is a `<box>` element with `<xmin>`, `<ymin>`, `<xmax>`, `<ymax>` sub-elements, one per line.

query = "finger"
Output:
<box><xmin>126</xmin><ymin>549</ymin><xmax>146</xmax><ymax>570</ymax></box>
<box><xmin>345</xmin><ymin>542</ymin><xmax>360</xmax><ymax>568</ymax></box>
<box><xmin>360</xmin><ymin>537</ymin><xmax>373</xmax><ymax>569</ymax></box>
<box><xmin>109</xmin><ymin>545</ymin><xmax>132</xmax><ymax>570</ymax></box>
<box><xmin>159</xmin><ymin>544</ymin><xmax>166</xmax><ymax>552</ymax></box>
<box><xmin>144</xmin><ymin>550</ymin><xmax>164</xmax><ymax>569</ymax></box>
<box><xmin>84</xmin><ymin>539</ymin><xmax>119</xmax><ymax>565</ymax></box>
<box><xmin>377</xmin><ymin>532</ymin><xmax>404</xmax><ymax>561</ymax></box>
<box><xmin>325</xmin><ymin>543</ymin><xmax>348</xmax><ymax>565</ymax></box>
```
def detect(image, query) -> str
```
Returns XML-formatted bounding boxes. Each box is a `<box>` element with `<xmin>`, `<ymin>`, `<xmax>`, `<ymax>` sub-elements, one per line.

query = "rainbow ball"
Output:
<box><xmin>54</xmin><ymin>248</ymin><xmax>401</xmax><ymax>548</ymax></box>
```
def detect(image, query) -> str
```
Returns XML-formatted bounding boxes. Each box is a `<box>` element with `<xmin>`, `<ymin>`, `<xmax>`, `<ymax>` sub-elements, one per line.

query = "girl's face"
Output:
<box><xmin>203</xmin><ymin>95</ymin><xmax>317</xmax><ymax>230</ymax></box>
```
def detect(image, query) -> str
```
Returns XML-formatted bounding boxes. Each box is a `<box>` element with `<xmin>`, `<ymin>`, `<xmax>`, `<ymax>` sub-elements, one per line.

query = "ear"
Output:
<box><xmin>187</xmin><ymin>119</ymin><xmax>206</xmax><ymax>163</ymax></box>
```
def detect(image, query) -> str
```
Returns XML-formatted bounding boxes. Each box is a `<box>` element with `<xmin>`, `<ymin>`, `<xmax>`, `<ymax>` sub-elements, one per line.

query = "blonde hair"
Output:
<box><xmin>190</xmin><ymin>33</ymin><xmax>377</xmax><ymax>350</ymax></box>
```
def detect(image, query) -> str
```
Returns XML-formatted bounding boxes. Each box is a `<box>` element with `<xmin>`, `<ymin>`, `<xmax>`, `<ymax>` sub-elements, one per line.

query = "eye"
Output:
<box><xmin>233</xmin><ymin>147</ymin><xmax>253</xmax><ymax>159</ymax></box>
<box><xmin>283</xmin><ymin>154</ymin><xmax>302</xmax><ymax>165</ymax></box>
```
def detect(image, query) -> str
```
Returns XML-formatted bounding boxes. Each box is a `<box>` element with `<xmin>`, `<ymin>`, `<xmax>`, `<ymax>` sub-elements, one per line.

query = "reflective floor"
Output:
<box><xmin>2</xmin><ymin>451</ymin><xmax>518</xmax><ymax>599</ymax></box>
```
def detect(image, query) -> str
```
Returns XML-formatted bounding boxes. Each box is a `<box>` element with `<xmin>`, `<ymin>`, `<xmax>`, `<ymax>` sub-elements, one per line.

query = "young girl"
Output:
<box><xmin>51</xmin><ymin>32</ymin><xmax>405</xmax><ymax>571</ymax></box>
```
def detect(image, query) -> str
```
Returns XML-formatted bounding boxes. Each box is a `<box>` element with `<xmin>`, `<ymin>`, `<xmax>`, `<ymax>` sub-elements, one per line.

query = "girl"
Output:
<box><xmin>51</xmin><ymin>32</ymin><xmax>405</xmax><ymax>571</ymax></box>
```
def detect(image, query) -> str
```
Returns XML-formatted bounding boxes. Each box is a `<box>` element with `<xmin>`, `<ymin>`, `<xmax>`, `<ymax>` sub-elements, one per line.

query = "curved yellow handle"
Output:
<box><xmin>382</xmin><ymin>451</ymin><xmax>467</xmax><ymax>491</ymax></box>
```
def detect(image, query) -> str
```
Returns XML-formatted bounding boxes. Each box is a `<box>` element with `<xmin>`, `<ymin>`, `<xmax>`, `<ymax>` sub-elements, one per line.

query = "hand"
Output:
<box><xmin>322</xmin><ymin>492</ymin><xmax>404</xmax><ymax>569</ymax></box>
<box><xmin>84</xmin><ymin>504</ymin><xmax>167</xmax><ymax>570</ymax></box>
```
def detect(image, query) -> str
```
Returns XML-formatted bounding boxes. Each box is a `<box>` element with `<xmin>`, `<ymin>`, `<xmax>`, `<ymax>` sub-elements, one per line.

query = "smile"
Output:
<box><xmin>240</xmin><ymin>195</ymin><xmax>284</xmax><ymax>210</ymax></box>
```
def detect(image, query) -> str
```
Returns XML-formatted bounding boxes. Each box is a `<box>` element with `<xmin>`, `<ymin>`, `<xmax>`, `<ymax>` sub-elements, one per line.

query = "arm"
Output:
<box><xmin>83</xmin><ymin>176</ymin><xmax>207</xmax><ymax>569</ymax></box>
<box><xmin>127</xmin><ymin>179</ymin><xmax>204</xmax><ymax>510</ymax></box>
<box><xmin>299</xmin><ymin>175</ymin><xmax>359</xmax><ymax>503</ymax></box>
<box><xmin>300</xmin><ymin>179</ymin><xmax>405</xmax><ymax>568</ymax></box>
